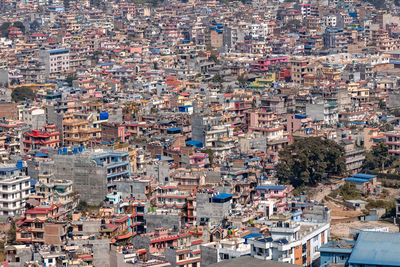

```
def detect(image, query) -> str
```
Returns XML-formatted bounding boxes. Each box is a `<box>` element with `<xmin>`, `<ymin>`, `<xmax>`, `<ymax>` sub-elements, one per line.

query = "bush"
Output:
<box><xmin>366</xmin><ymin>199</ymin><xmax>396</xmax><ymax>216</ymax></box>
<box><xmin>329</xmin><ymin>183</ymin><xmax>361</xmax><ymax>200</ymax></box>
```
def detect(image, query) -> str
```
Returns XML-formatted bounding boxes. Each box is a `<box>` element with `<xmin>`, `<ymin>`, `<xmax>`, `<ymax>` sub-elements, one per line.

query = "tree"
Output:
<box><xmin>11</xmin><ymin>86</ymin><xmax>35</xmax><ymax>102</ymax></box>
<box><xmin>283</xmin><ymin>20</ymin><xmax>302</xmax><ymax>32</ymax></box>
<box><xmin>211</xmin><ymin>73</ymin><xmax>224</xmax><ymax>84</ymax></box>
<box><xmin>237</xmin><ymin>74</ymin><xmax>249</xmax><ymax>88</ymax></box>
<box><xmin>0</xmin><ymin>22</ymin><xmax>10</xmax><ymax>37</ymax></box>
<box><xmin>277</xmin><ymin>137</ymin><xmax>346</xmax><ymax>187</ymax></box>
<box><xmin>362</xmin><ymin>142</ymin><xmax>394</xmax><ymax>172</ymax></box>
<box><xmin>65</xmin><ymin>73</ymin><xmax>77</xmax><ymax>87</ymax></box>
<box><xmin>12</xmin><ymin>21</ymin><xmax>25</xmax><ymax>33</ymax></box>
<box><xmin>30</xmin><ymin>20</ymin><xmax>40</xmax><ymax>32</ymax></box>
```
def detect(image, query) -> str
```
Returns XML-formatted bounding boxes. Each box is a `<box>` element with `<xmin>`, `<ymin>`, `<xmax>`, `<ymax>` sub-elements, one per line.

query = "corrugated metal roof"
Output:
<box><xmin>348</xmin><ymin>231</ymin><xmax>400</xmax><ymax>265</ymax></box>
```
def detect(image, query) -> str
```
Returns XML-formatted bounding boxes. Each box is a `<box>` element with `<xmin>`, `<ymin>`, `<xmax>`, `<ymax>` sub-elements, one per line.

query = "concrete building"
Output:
<box><xmin>0</xmin><ymin>161</ymin><xmax>30</xmax><ymax>216</ymax></box>
<box><xmin>248</xmin><ymin>221</ymin><xmax>330</xmax><ymax>265</ymax></box>
<box><xmin>39</xmin><ymin>48</ymin><xmax>70</xmax><ymax>78</ymax></box>
<box><xmin>40</xmin><ymin>149</ymin><xmax>130</xmax><ymax>204</ymax></box>
<box><xmin>201</xmin><ymin>238</ymin><xmax>251</xmax><ymax>265</ymax></box>
<box><xmin>196</xmin><ymin>192</ymin><xmax>232</xmax><ymax>226</ymax></box>
<box><xmin>62</xmin><ymin>115</ymin><xmax>101</xmax><ymax>147</ymax></box>
<box><xmin>385</xmin><ymin>131</ymin><xmax>400</xmax><ymax>155</ymax></box>
<box><xmin>306</xmin><ymin>101</ymin><xmax>338</xmax><ymax>125</ymax></box>
<box><xmin>23</xmin><ymin>125</ymin><xmax>60</xmax><ymax>152</ymax></box>
<box><xmin>19</xmin><ymin>106</ymin><xmax>46</xmax><ymax>130</ymax></box>
<box><xmin>34</xmin><ymin>173</ymin><xmax>75</xmax><ymax>211</ymax></box>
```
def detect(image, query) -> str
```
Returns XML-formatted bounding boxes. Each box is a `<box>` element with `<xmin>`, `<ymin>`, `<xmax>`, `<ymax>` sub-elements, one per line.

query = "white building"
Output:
<box><xmin>0</xmin><ymin>161</ymin><xmax>31</xmax><ymax>216</ymax></box>
<box><xmin>248</xmin><ymin>23</ymin><xmax>269</xmax><ymax>40</ymax></box>
<box><xmin>324</xmin><ymin>15</ymin><xmax>337</xmax><ymax>27</ymax></box>
<box><xmin>248</xmin><ymin>221</ymin><xmax>330</xmax><ymax>265</ymax></box>
<box><xmin>39</xmin><ymin>48</ymin><xmax>70</xmax><ymax>78</ymax></box>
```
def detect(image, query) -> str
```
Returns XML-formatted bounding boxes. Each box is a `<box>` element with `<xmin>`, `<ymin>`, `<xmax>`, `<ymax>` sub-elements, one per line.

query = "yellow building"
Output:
<box><xmin>62</xmin><ymin>115</ymin><xmax>101</xmax><ymax>147</ymax></box>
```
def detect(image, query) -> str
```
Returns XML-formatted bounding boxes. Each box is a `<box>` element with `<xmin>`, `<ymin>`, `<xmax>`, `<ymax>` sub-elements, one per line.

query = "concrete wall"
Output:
<box><xmin>306</xmin><ymin>103</ymin><xmax>324</xmax><ymax>122</ymax></box>
<box><xmin>40</xmin><ymin>154</ymin><xmax>107</xmax><ymax>205</ymax></box>
<box><xmin>200</xmin><ymin>245</ymin><xmax>218</xmax><ymax>266</ymax></box>
<box><xmin>144</xmin><ymin>214</ymin><xmax>180</xmax><ymax>232</ymax></box>
<box><xmin>114</xmin><ymin>179</ymin><xmax>147</xmax><ymax>200</ymax></box>
<box><xmin>71</xmin><ymin>239</ymin><xmax>111</xmax><ymax>267</ymax></box>
<box><xmin>196</xmin><ymin>193</ymin><xmax>231</xmax><ymax>226</ymax></box>
<box><xmin>191</xmin><ymin>114</ymin><xmax>205</xmax><ymax>144</ymax></box>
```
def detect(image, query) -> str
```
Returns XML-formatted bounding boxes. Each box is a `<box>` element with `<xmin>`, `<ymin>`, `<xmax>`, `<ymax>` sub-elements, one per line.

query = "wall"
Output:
<box><xmin>306</xmin><ymin>103</ymin><xmax>324</xmax><ymax>122</ymax></box>
<box><xmin>144</xmin><ymin>214</ymin><xmax>180</xmax><ymax>232</ymax></box>
<box><xmin>115</xmin><ymin>179</ymin><xmax>147</xmax><ymax>200</ymax></box>
<box><xmin>200</xmin><ymin>245</ymin><xmax>218</xmax><ymax>266</ymax></box>
<box><xmin>40</xmin><ymin>154</ymin><xmax>107</xmax><ymax>205</ymax></box>
<box><xmin>196</xmin><ymin>193</ymin><xmax>231</xmax><ymax>226</ymax></box>
<box><xmin>71</xmin><ymin>239</ymin><xmax>110</xmax><ymax>267</ymax></box>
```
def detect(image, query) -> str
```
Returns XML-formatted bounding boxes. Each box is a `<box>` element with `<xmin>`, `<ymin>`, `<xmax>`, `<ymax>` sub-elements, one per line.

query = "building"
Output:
<box><xmin>23</xmin><ymin>125</ymin><xmax>60</xmax><ymax>152</ymax></box>
<box><xmin>196</xmin><ymin>192</ymin><xmax>232</xmax><ymax>226</ymax></box>
<box><xmin>19</xmin><ymin>106</ymin><xmax>46</xmax><ymax>130</ymax></box>
<box><xmin>0</xmin><ymin>161</ymin><xmax>30</xmax><ymax>216</ymax></box>
<box><xmin>34</xmin><ymin>173</ymin><xmax>75</xmax><ymax>212</ymax></box>
<box><xmin>15</xmin><ymin>205</ymin><xmax>68</xmax><ymax>245</ymax></box>
<box><xmin>319</xmin><ymin>239</ymin><xmax>355</xmax><ymax>267</ymax></box>
<box><xmin>348</xmin><ymin>231</ymin><xmax>400</xmax><ymax>267</ymax></box>
<box><xmin>248</xmin><ymin>220</ymin><xmax>330</xmax><ymax>265</ymax></box>
<box><xmin>40</xmin><ymin>149</ymin><xmax>130</xmax><ymax>204</ymax></box>
<box><xmin>39</xmin><ymin>48</ymin><xmax>70</xmax><ymax>78</ymax></box>
<box><xmin>385</xmin><ymin>131</ymin><xmax>400</xmax><ymax>155</ymax></box>
<box><xmin>62</xmin><ymin>115</ymin><xmax>101</xmax><ymax>147</ymax></box>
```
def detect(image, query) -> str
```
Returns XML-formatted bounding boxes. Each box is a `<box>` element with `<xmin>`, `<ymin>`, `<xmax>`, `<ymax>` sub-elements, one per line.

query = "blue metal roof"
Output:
<box><xmin>256</xmin><ymin>185</ymin><xmax>286</xmax><ymax>190</ymax></box>
<box><xmin>212</xmin><ymin>193</ymin><xmax>233</xmax><ymax>200</ymax></box>
<box><xmin>167</xmin><ymin>127</ymin><xmax>181</xmax><ymax>132</ymax></box>
<box><xmin>348</xmin><ymin>231</ymin><xmax>400</xmax><ymax>266</ymax></box>
<box><xmin>35</xmin><ymin>153</ymin><xmax>48</xmax><ymax>157</ymax></box>
<box><xmin>352</xmin><ymin>173</ymin><xmax>376</xmax><ymax>179</ymax></box>
<box><xmin>242</xmin><ymin>233</ymin><xmax>263</xmax><ymax>239</ymax></box>
<box><xmin>0</xmin><ymin>167</ymin><xmax>18</xmax><ymax>172</ymax></box>
<box><xmin>100</xmin><ymin>62</ymin><xmax>114</xmax><ymax>66</ymax></box>
<box><xmin>347</xmin><ymin>121</ymin><xmax>365</xmax><ymax>125</ymax></box>
<box><xmin>49</xmin><ymin>49</ymin><xmax>69</xmax><ymax>55</ymax></box>
<box><xmin>345</xmin><ymin>177</ymin><xmax>369</xmax><ymax>183</ymax></box>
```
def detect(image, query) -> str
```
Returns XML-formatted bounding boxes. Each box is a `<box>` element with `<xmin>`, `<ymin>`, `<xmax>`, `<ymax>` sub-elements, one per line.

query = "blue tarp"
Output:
<box><xmin>186</xmin><ymin>140</ymin><xmax>203</xmax><ymax>148</ymax></box>
<box><xmin>212</xmin><ymin>193</ymin><xmax>233</xmax><ymax>200</ymax></box>
<box><xmin>99</xmin><ymin>112</ymin><xmax>109</xmax><ymax>120</ymax></box>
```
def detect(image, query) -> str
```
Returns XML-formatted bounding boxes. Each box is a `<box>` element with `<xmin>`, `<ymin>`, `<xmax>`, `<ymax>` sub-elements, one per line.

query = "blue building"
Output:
<box><xmin>348</xmin><ymin>231</ymin><xmax>400</xmax><ymax>267</ymax></box>
<box><xmin>320</xmin><ymin>231</ymin><xmax>400</xmax><ymax>267</ymax></box>
<box><xmin>91</xmin><ymin>150</ymin><xmax>130</xmax><ymax>189</ymax></box>
<box><xmin>319</xmin><ymin>240</ymin><xmax>354</xmax><ymax>267</ymax></box>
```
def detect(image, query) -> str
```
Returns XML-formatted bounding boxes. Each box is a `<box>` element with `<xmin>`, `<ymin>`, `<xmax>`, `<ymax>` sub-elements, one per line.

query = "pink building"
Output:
<box><xmin>189</xmin><ymin>153</ymin><xmax>210</xmax><ymax>167</ymax></box>
<box><xmin>252</xmin><ymin>56</ymin><xmax>289</xmax><ymax>71</ymax></box>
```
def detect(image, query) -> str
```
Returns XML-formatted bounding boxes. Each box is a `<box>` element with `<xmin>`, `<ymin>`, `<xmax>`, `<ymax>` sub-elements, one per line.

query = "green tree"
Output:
<box><xmin>237</xmin><ymin>74</ymin><xmax>249</xmax><ymax>88</ymax></box>
<box><xmin>202</xmin><ymin>148</ymin><xmax>214</xmax><ymax>167</ymax></box>
<box><xmin>283</xmin><ymin>20</ymin><xmax>302</xmax><ymax>32</ymax></box>
<box><xmin>277</xmin><ymin>137</ymin><xmax>346</xmax><ymax>187</ymax></box>
<box><xmin>65</xmin><ymin>73</ymin><xmax>77</xmax><ymax>87</ymax></box>
<box><xmin>11</xmin><ymin>86</ymin><xmax>35</xmax><ymax>102</ymax></box>
<box><xmin>30</xmin><ymin>20</ymin><xmax>40</xmax><ymax>32</ymax></box>
<box><xmin>0</xmin><ymin>22</ymin><xmax>10</xmax><ymax>37</ymax></box>
<box><xmin>12</xmin><ymin>21</ymin><xmax>25</xmax><ymax>33</ymax></box>
<box><xmin>362</xmin><ymin>142</ymin><xmax>393</xmax><ymax>172</ymax></box>
<box><xmin>211</xmin><ymin>73</ymin><xmax>224</xmax><ymax>84</ymax></box>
